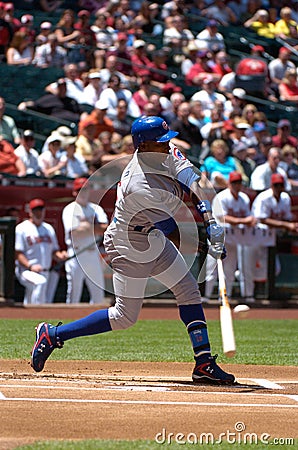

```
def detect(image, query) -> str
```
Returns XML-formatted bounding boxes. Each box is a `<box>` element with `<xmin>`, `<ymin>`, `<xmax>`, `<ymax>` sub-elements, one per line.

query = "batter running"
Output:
<box><xmin>31</xmin><ymin>116</ymin><xmax>235</xmax><ymax>385</ymax></box>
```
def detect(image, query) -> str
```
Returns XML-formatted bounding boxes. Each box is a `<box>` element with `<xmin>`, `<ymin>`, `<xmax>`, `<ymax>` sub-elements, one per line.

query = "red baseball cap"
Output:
<box><xmin>117</xmin><ymin>32</ymin><xmax>128</xmax><ymax>41</ymax></box>
<box><xmin>223</xmin><ymin>119</ymin><xmax>236</xmax><ymax>131</ymax></box>
<box><xmin>73</xmin><ymin>177</ymin><xmax>88</xmax><ymax>191</ymax></box>
<box><xmin>29</xmin><ymin>198</ymin><xmax>45</xmax><ymax>210</ymax></box>
<box><xmin>252</xmin><ymin>45</ymin><xmax>265</xmax><ymax>53</ymax></box>
<box><xmin>78</xmin><ymin>9</ymin><xmax>90</xmax><ymax>17</ymax></box>
<box><xmin>229</xmin><ymin>171</ymin><xmax>242</xmax><ymax>183</ymax></box>
<box><xmin>271</xmin><ymin>173</ymin><xmax>284</xmax><ymax>185</ymax></box>
<box><xmin>279</xmin><ymin>46</ymin><xmax>291</xmax><ymax>54</ymax></box>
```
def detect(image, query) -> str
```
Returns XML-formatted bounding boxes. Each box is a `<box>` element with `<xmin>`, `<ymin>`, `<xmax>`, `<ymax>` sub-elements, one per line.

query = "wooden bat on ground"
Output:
<box><xmin>217</xmin><ymin>258</ymin><xmax>236</xmax><ymax>358</ymax></box>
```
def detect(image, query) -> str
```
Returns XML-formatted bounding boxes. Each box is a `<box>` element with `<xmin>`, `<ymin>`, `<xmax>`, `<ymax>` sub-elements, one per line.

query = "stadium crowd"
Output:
<box><xmin>0</xmin><ymin>0</ymin><xmax>298</xmax><ymax>303</ymax></box>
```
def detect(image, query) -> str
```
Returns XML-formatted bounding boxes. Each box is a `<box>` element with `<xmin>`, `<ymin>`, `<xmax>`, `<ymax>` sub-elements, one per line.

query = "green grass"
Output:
<box><xmin>0</xmin><ymin>319</ymin><xmax>297</xmax><ymax>366</ymax></box>
<box><xmin>15</xmin><ymin>439</ymin><xmax>296</xmax><ymax>449</ymax></box>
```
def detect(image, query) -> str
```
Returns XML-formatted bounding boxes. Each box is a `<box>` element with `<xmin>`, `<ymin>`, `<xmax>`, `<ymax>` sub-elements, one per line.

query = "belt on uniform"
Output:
<box><xmin>134</xmin><ymin>225</ymin><xmax>156</xmax><ymax>233</ymax></box>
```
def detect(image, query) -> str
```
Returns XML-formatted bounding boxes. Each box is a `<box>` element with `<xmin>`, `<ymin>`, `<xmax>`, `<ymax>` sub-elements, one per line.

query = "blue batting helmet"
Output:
<box><xmin>131</xmin><ymin>116</ymin><xmax>179</xmax><ymax>149</ymax></box>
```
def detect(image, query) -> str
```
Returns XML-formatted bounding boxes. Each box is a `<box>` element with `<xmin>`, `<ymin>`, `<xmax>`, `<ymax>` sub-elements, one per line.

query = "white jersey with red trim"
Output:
<box><xmin>15</xmin><ymin>219</ymin><xmax>59</xmax><ymax>273</ymax></box>
<box><xmin>213</xmin><ymin>188</ymin><xmax>251</xmax><ymax>221</ymax></box>
<box><xmin>252</xmin><ymin>188</ymin><xmax>292</xmax><ymax>221</ymax></box>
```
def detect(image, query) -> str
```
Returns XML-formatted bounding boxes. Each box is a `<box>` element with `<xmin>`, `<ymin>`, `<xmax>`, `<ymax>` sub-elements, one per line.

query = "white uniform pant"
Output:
<box><xmin>204</xmin><ymin>243</ymin><xmax>255</xmax><ymax>298</ymax></box>
<box><xmin>244</xmin><ymin>246</ymin><xmax>280</xmax><ymax>282</ymax></box>
<box><xmin>65</xmin><ymin>249</ymin><xmax>105</xmax><ymax>304</ymax></box>
<box><xmin>17</xmin><ymin>270</ymin><xmax>59</xmax><ymax>305</ymax></box>
<box><xmin>104</xmin><ymin>229</ymin><xmax>201</xmax><ymax>330</ymax></box>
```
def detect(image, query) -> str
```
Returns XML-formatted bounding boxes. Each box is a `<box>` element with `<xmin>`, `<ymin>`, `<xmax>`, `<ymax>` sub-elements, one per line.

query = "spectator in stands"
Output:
<box><xmin>55</xmin><ymin>9</ymin><xmax>81</xmax><ymax>50</ymax></box>
<box><xmin>38</xmin><ymin>0</ymin><xmax>64</xmax><ymax>13</ymax></box>
<box><xmin>253</xmin><ymin>136</ymin><xmax>273</xmax><ymax>166</ymax></box>
<box><xmin>80</xmin><ymin>98</ymin><xmax>114</xmax><ymax>138</ymax></box>
<box><xmin>111</xmin><ymin>99</ymin><xmax>133</xmax><ymax>137</ymax></box>
<box><xmin>33</xmin><ymin>33</ymin><xmax>68</xmax><ymax>68</ymax></box>
<box><xmin>201</xmin><ymin>0</ymin><xmax>237</xmax><ymax>26</ymax></box>
<box><xmin>200</xmin><ymin>106</ymin><xmax>225</xmax><ymax>144</ymax></box>
<box><xmin>161</xmin><ymin>0</ymin><xmax>187</xmax><ymax>19</ymax></box>
<box><xmin>224</xmin><ymin>88</ymin><xmax>247</xmax><ymax>118</ymax></box>
<box><xmin>35</xmin><ymin>21</ymin><xmax>53</xmax><ymax>45</ymax></box>
<box><xmin>6</xmin><ymin>31</ymin><xmax>34</xmax><ymax>66</ymax></box>
<box><xmin>170</xmin><ymin>101</ymin><xmax>204</xmax><ymax>156</ymax></box>
<box><xmin>98</xmin><ymin>73</ymin><xmax>141</xmax><ymax>120</ymax></box>
<box><xmin>46</xmin><ymin>63</ymin><xmax>86</xmax><ymax>104</ymax></box>
<box><xmin>106</xmin><ymin>32</ymin><xmax>133</xmax><ymax>78</ymax></box>
<box><xmin>241</xmin><ymin>103</ymin><xmax>258</xmax><ymax>127</ymax></box>
<box><xmin>163</xmin><ymin>14</ymin><xmax>194</xmax><ymax>54</ymax></box>
<box><xmin>91</xmin><ymin>13</ymin><xmax>114</xmax><ymax>68</ymax></box>
<box><xmin>244</xmin><ymin>9</ymin><xmax>276</xmax><ymax>38</ymax></box>
<box><xmin>272</xmin><ymin>119</ymin><xmax>298</xmax><ymax>150</ymax></box>
<box><xmin>181</xmin><ymin>42</ymin><xmax>199</xmax><ymax>76</ymax></box>
<box><xmin>247</xmin><ymin>120</ymin><xmax>270</xmax><ymax>162</ymax></box>
<box><xmin>191</xmin><ymin>75</ymin><xmax>226</xmax><ymax>116</ymax></box>
<box><xmin>83</xmin><ymin>71</ymin><xmax>102</xmax><ymax>106</ymax></box>
<box><xmin>99</xmin><ymin>54</ymin><xmax>130</xmax><ymax>88</ymax></box>
<box><xmin>133</xmin><ymin>2</ymin><xmax>162</xmax><ymax>35</ymax></box>
<box><xmin>38</xmin><ymin>133</ymin><xmax>66</xmax><ymax>178</ymax></box>
<box><xmin>18</xmin><ymin>78</ymin><xmax>83</xmax><ymax>122</ymax></box>
<box><xmin>280</xmin><ymin>144</ymin><xmax>298</xmax><ymax>188</ymax></box>
<box><xmin>132</xmin><ymin>77</ymin><xmax>154</xmax><ymax>115</ymax></box>
<box><xmin>75</xmin><ymin>116</ymin><xmax>103</xmax><ymax>167</ymax></box>
<box><xmin>130</xmin><ymin>39</ymin><xmax>152</xmax><ymax>79</ymax></box>
<box><xmin>0</xmin><ymin>137</ymin><xmax>26</xmax><ymax>177</ymax></box>
<box><xmin>274</xmin><ymin>7</ymin><xmax>298</xmax><ymax>40</ymax></box>
<box><xmin>0</xmin><ymin>3</ymin><xmax>13</xmax><ymax>60</ymax></box>
<box><xmin>200</xmin><ymin>138</ymin><xmax>237</xmax><ymax>188</ymax></box>
<box><xmin>61</xmin><ymin>135</ymin><xmax>89</xmax><ymax>179</ymax></box>
<box><xmin>148</xmin><ymin>49</ymin><xmax>169</xmax><ymax>88</ymax></box>
<box><xmin>188</xmin><ymin>100</ymin><xmax>207</xmax><ymax>130</ymax></box>
<box><xmin>268</xmin><ymin>47</ymin><xmax>296</xmax><ymax>96</ymax></box>
<box><xmin>278</xmin><ymin>68</ymin><xmax>298</xmax><ymax>103</ymax></box>
<box><xmin>185</xmin><ymin>51</ymin><xmax>219</xmax><ymax>87</ymax></box>
<box><xmin>232</xmin><ymin>141</ymin><xmax>255</xmax><ymax>186</ymax></box>
<box><xmin>4</xmin><ymin>3</ymin><xmax>21</xmax><ymax>34</ymax></box>
<box><xmin>14</xmin><ymin>130</ymin><xmax>41</xmax><ymax>177</ymax></box>
<box><xmin>250</xmin><ymin>147</ymin><xmax>291</xmax><ymax>192</ymax></box>
<box><xmin>74</xmin><ymin>9</ymin><xmax>97</xmax><ymax>67</ymax></box>
<box><xmin>19</xmin><ymin>14</ymin><xmax>36</xmax><ymax>44</ymax></box>
<box><xmin>0</xmin><ymin>97</ymin><xmax>20</xmax><ymax>145</ymax></box>
<box><xmin>195</xmin><ymin>20</ymin><xmax>225</xmax><ymax>52</ymax></box>
<box><xmin>212</xmin><ymin>51</ymin><xmax>233</xmax><ymax>81</ymax></box>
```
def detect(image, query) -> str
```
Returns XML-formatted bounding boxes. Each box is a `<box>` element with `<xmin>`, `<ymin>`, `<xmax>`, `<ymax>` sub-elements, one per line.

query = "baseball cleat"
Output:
<box><xmin>31</xmin><ymin>322</ymin><xmax>63</xmax><ymax>372</ymax></box>
<box><xmin>192</xmin><ymin>354</ymin><xmax>235</xmax><ymax>385</ymax></box>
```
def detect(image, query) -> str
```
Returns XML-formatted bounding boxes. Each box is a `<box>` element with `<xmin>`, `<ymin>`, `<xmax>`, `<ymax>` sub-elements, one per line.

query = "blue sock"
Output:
<box><xmin>57</xmin><ymin>309</ymin><xmax>112</xmax><ymax>342</ymax></box>
<box><xmin>179</xmin><ymin>304</ymin><xmax>211</xmax><ymax>363</ymax></box>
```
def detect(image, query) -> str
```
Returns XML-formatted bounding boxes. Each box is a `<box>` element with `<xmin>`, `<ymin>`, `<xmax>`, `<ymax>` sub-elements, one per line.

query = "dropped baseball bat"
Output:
<box><xmin>217</xmin><ymin>258</ymin><xmax>236</xmax><ymax>358</ymax></box>
<box><xmin>50</xmin><ymin>237</ymin><xmax>104</xmax><ymax>272</ymax></box>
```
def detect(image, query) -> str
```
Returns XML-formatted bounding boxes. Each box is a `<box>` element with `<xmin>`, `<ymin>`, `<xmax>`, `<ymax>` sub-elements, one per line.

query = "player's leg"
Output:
<box><xmin>46</xmin><ymin>271</ymin><xmax>60</xmax><ymax>303</ymax></box>
<box><xmin>83</xmin><ymin>252</ymin><xmax>106</xmax><ymax>305</ymax></box>
<box><xmin>31</xmin><ymin>233</ymin><xmax>152</xmax><ymax>372</ymax></box>
<box><xmin>65</xmin><ymin>258</ymin><xmax>84</xmax><ymax>303</ymax></box>
<box><xmin>223</xmin><ymin>243</ymin><xmax>237</xmax><ymax>298</ymax></box>
<box><xmin>151</xmin><ymin>238</ymin><xmax>235</xmax><ymax>385</ymax></box>
<box><xmin>239</xmin><ymin>245</ymin><xmax>255</xmax><ymax>301</ymax></box>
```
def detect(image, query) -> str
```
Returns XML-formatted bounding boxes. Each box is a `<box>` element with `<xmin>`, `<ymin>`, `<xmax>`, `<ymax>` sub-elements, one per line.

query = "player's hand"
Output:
<box><xmin>208</xmin><ymin>242</ymin><xmax>227</xmax><ymax>260</ymax></box>
<box><xmin>206</xmin><ymin>221</ymin><xmax>225</xmax><ymax>245</ymax></box>
<box><xmin>30</xmin><ymin>263</ymin><xmax>43</xmax><ymax>273</ymax></box>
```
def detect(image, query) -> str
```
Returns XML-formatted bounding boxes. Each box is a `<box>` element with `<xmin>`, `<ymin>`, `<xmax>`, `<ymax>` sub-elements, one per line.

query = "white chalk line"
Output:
<box><xmin>0</xmin><ymin>390</ymin><xmax>6</xmax><ymax>399</ymax></box>
<box><xmin>1</xmin><ymin>397</ymin><xmax>297</xmax><ymax>408</ymax></box>
<box><xmin>0</xmin><ymin>383</ymin><xmax>295</xmax><ymax>400</ymax></box>
<box><xmin>249</xmin><ymin>379</ymin><xmax>284</xmax><ymax>390</ymax></box>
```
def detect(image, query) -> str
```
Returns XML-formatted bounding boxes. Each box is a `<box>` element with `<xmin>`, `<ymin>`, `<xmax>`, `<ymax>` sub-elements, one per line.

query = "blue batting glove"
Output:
<box><xmin>206</xmin><ymin>221</ymin><xmax>225</xmax><ymax>245</ymax></box>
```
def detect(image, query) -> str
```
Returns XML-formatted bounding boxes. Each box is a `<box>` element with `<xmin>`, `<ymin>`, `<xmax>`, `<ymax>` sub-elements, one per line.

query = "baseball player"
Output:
<box><xmin>246</xmin><ymin>173</ymin><xmax>298</xmax><ymax>283</ymax></box>
<box><xmin>203</xmin><ymin>171</ymin><xmax>257</xmax><ymax>303</ymax></box>
<box><xmin>62</xmin><ymin>178</ymin><xmax>109</xmax><ymax>304</ymax></box>
<box><xmin>31</xmin><ymin>116</ymin><xmax>235</xmax><ymax>385</ymax></box>
<box><xmin>15</xmin><ymin>198</ymin><xmax>67</xmax><ymax>304</ymax></box>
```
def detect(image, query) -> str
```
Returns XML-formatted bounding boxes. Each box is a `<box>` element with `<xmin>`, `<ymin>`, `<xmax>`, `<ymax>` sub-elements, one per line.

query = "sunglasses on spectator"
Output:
<box><xmin>273</xmin><ymin>183</ymin><xmax>284</xmax><ymax>188</ymax></box>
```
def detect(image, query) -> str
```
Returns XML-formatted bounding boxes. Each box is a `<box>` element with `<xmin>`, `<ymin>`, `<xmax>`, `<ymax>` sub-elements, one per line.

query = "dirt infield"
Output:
<box><xmin>0</xmin><ymin>306</ymin><xmax>297</xmax><ymax>449</ymax></box>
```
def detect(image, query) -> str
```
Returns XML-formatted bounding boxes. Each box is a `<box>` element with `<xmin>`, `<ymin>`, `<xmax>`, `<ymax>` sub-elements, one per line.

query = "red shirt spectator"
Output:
<box><xmin>74</xmin><ymin>10</ymin><xmax>97</xmax><ymax>48</ymax></box>
<box><xmin>185</xmin><ymin>50</ymin><xmax>219</xmax><ymax>86</ymax></box>
<box><xmin>212</xmin><ymin>51</ymin><xmax>233</xmax><ymax>80</ymax></box>
<box><xmin>0</xmin><ymin>2</ymin><xmax>13</xmax><ymax>53</ymax></box>
<box><xmin>272</xmin><ymin>119</ymin><xmax>298</xmax><ymax>149</ymax></box>
<box><xmin>131</xmin><ymin>39</ymin><xmax>152</xmax><ymax>79</ymax></box>
<box><xmin>0</xmin><ymin>138</ymin><xmax>26</xmax><ymax>176</ymax></box>
<box><xmin>106</xmin><ymin>33</ymin><xmax>133</xmax><ymax>77</ymax></box>
<box><xmin>236</xmin><ymin>57</ymin><xmax>268</xmax><ymax>76</ymax></box>
<box><xmin>4</xmin><ymin>3</ymin><xmax>21</xmax><ymax>33</ymax></box>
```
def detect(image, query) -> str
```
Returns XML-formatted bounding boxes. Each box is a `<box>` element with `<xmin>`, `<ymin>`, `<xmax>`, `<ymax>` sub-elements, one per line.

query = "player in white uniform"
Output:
<box><xmin>62</xmin><ymin>178</ymin><xmax>109</xmax><ymax>304</ymax></box>
<box><xmin>204</xmin><ymin>171</ymin><xmax>257</xmax><ymax>302</ymax></box>
<box><xmin>15</xmin><ymin>198</ymin><xmax>67</xmax><ymax>305</ymax></box>
<box><xmin>31</xmin><ymin>116</ymin><xmax>235</xmax><ymax>385</ymax></box>
<box><xmin>246</xmin><ymin>173</ymin><xmax>298</xmax><ymax>282</ymax></box>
